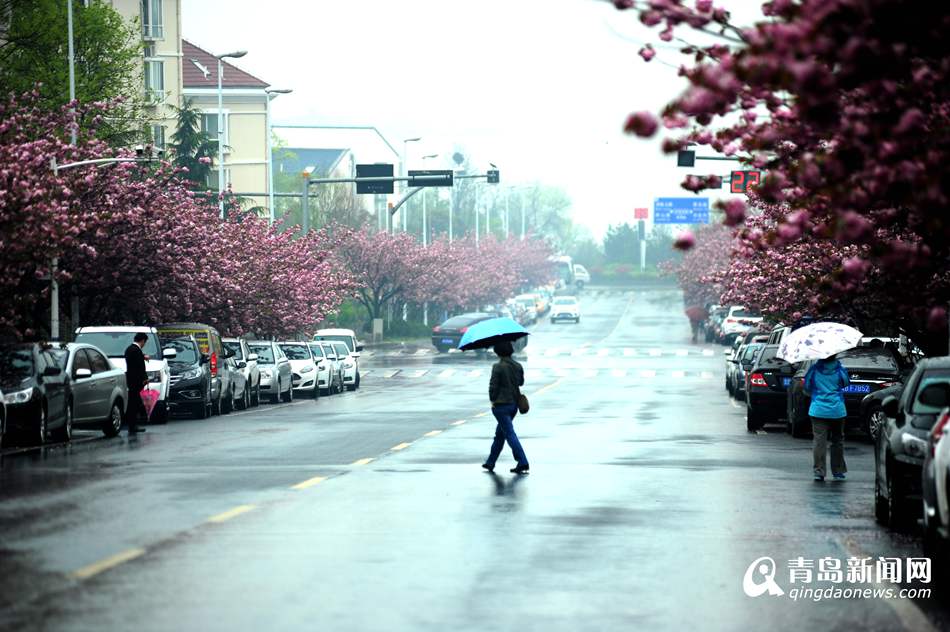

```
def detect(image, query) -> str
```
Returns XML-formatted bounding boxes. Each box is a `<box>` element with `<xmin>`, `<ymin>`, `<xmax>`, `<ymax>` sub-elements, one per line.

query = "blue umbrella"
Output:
<box><xmin>457</xmin><ymin>317</ymin><xmax>529</xmax><ymax>351</ymax></box>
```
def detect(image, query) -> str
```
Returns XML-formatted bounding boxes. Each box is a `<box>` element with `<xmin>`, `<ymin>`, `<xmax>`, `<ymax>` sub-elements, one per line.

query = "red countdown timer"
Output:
<box><xmin>730</xmin><ymin>170</ymin><xmax>761</xmax><ymax>193</ymax></box>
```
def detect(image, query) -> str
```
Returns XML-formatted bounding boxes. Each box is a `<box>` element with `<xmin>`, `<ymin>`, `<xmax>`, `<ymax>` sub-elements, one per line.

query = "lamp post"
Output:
<box><xmin>264</xmin><ymin>88</ymin><xmax>292</xmax><ymax>226</ymax></box>
<box><xmin>216</xmin><ymin>50</ymin><xmax>247</xmax><ymax>219</ymax></box>
<box><xmin>401</xmin><ymin>137</ymin><xmax>421</xmax><ymax>231</ymax></box>
<box><xmin>420</xmin><ymin>153</ymin><xmax>438</xmax><ymax>247</ymax></box>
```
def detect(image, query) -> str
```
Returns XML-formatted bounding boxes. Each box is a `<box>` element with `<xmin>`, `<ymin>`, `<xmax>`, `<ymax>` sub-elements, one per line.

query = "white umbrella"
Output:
<box><xmin>776</xmin><ymin>322</ymin><xmax>864</xmax><ymax>364</ymax></box>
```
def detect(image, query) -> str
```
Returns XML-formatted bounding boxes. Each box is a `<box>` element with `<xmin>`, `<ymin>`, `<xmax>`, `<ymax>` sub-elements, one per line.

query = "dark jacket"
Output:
<box><xmin>489</xmin><ymin>356</ymin><xmax>524</xmax><ymax>405</ymax></box>
<box><xmin>124</xmin><ymin>343</ymin><xmax>148</xmax><ymax>391</ymax></box>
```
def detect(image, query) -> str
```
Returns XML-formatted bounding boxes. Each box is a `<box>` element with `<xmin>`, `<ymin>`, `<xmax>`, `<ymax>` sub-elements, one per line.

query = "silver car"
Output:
<box><xmin>247</xmin><ymin>341</ymin><xmax>293</xmax><ymax>404</ymax></box>
<box><xmin>51</xmin><ymin>343</ymin><xmax>127</xmax><ymax>438</ymax></box>
<box><xmin>309</xmin><ymin>343</ymin><xmax>341</xmax><ymax>396</ymax></box>
<box><xmin>317</xmin><ymin>342</ymin><xmax>344</xmax><ymax>395</ymax></box>
<box><xmin>223</xmin><ymin>338</ymin><xmax>261</xmax><ymax>409</ymax></box>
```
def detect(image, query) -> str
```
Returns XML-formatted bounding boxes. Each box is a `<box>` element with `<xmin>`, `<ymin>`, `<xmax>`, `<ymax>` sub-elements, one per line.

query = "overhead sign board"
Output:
<box><xmin>408</xmin><ymin>169</ymin><xmax>454</xmax><ymax>187</ymax></box>
<box><xmin>634</xmin><ymin>207</ymin><xmax>648</xmax><ymax>220</ymax></box>
<box><xmin>653</xmin><ymin>197</ymin><xmax>709</xmax><ymax>224</ymax></box>
<box><xmin>356</xmin><ymin>163</ymin><xmax>394</xmax><ymax>194</ymax></box>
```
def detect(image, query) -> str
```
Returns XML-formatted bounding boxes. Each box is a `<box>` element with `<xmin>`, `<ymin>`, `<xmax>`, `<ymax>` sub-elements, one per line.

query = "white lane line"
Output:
<box><xmin>525</xmin><ymin>369</ymin><xmax>544</xmax><ymax>380</ymax></box>
<box><xmin>570</xmin><ymin>349</ymin><xmax>586</xmax><ymax>357</ymax></box>
<box><xmin>701</xmin><ymin>371</ymin><xmax>714</xmax><ymax>379</ymax></box>
<box><xmin>544</xmin><ymin>348</ymin><xmax>561</xmax><ymax>357</ymax></box>
<box><xmin>361</xmin><ymin>370</ymin><xmax>372</xmax><ymax>377</ymax></box>
<box><xmin>467</xmin><ymin>370</ymin><xmax>484</xmax><ymax>378</ymax></box>
<box><xmin>582</xmin><ymin>369</ymin><xmax>598</xmax><ymax>378</ymax></box>
<box><xmin>597</xmin><ymin>348</ymin><xmax>610</xmax><ymax>357</ymax></box>
<box><xmin>71</xmin><ymin>548</ymin><xmax>146</xmax><ymax>580</ymax></box>
<box><xmin>671</xmin><ymin>370</ymin><xmax>686</xmax><ymax>378</ymax></box>
<box><xmin>623</xmin><ymin>348</ymin><xmax>637</xmax><ymax>356</ymax></box>
<box><xmin>611</xmin><ymin>369</ymin><xmax>627</xmax><ymax>378</ymax></box>
<box><xmin>438</xmin><ymin>369</ymin><xmax>456</xmax><ymax>378</ymax></box>
<box><xmin>702</xmin><ymin>349</ymin><xmax>715</xmax><ymax>356</ymax></box>
<box><xmin>648</xmin><ymin>349</ymin><xmax>662</xmax><ymax>357</ymax></box>
<box><xmin>380</xmin><ymin>370</ymin><xmax>400</xmax><ymax>378</ymax></box>
<box><xmin>675</xmin><ymin>349</ymin><xmax>689</xmax><ymax>357</ymax></box>
<box><xmin>408</xmin><ymin>370</ymin><xmax>428</xmax><ymax>378</ymax></box>
<box><xmin>552</xmin><ymin>368</ymin><xmax>569</xmax><ymax>377</ymax></box>
<box><xmin>414</xmin><ymin>349</ymin><xmax>430</xmax><ymax>356</ymax></box>
<box><xmin>639</xmin><ymin>369</ymin><xmax>657</xmax><ymax>378</ymax></box>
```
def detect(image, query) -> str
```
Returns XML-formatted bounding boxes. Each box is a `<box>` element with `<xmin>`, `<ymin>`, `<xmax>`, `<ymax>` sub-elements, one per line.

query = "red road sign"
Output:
<box><xmin>634</xmin><ymin>207</ymin><xmax>648</xmax><ymax>219</ymax></box>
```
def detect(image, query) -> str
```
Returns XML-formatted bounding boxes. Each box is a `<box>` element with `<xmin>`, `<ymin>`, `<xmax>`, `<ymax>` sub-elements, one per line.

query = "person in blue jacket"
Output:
<box><xmin>804</xmin><ymin>354</ymin><xmax>850</xmax><ymax>481</ymax></box>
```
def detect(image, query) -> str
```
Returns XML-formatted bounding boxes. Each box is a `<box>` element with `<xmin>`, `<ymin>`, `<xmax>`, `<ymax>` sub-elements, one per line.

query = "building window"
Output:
<box><xmin>200</xmin><ymin>112</ymin><xmax>229</xmax><ymax>150</ymax></box>
<box><xmin>207</xmin><ymin>168</ymin><xmax>231</xmax><ymax>190</ymax></box>
<box><xmin>151</xmin><ymin>124</ymin><xmax>165</xmax><ymax>150</ymax></box>
<box><xmin>144</xmin><ymin>45</ymin><xmax>164</xmax><ymax>103</ymax></box>
<box><xmin>141</xmin><ymin>0</ymin><xmax>163</xmax><ymax>39</ymax></box>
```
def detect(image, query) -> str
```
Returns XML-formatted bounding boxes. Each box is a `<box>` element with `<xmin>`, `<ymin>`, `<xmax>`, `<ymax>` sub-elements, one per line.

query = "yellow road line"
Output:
<box><xmin>291</xmin><ymin>475</ymin><xmax>327</xmax><ymax>490</ymax></box>
<box><xmin>351</xmin><ymin>457</ymin><xmax>374</xmax><ymax>466</ymax></box>
<box><xmin>474</xmin><ymin>412</ymin><xmax>489</xmax><ymax>418</ymax></box>
<box><xmin>423</xmin><ymin>430</ymin><xmax>442</xmax><ymax>437</ymax></box>
<box><xmin>533</xmin><ymin>378</ymin><xmax>565</xmax><ymax>397</ymax></box>
<box><xmin>391</xmin><ymin>442</ymin><xmax>412</xmax><ymax>451</ymax></box>
<box><xmin>450</xmin><ymin>420</ymin><xmax>466</xmax><ymax>426</ymax></box>
<box><xmin>207</xmin><ymin>504</ymin><xmax>256</xmax><ymax>524</ymax></box>
<box><xmin>71</xmin><ymin>547</ymin><xmax>146</xmax><ymax>580</ymax></box>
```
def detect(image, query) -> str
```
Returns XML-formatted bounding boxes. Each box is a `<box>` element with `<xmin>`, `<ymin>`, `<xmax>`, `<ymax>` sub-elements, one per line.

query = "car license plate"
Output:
<box><xmin>781</xmin><ymin>377</ymin><xmax>792</xmax><ymax>387</ymax></box>
<box><xmin>441</xmin><ymin>338</ymin><xmax>454</xmax><ymax>344</ymax></box>
<box><xmin>843</xmin><ymin>384</ymin><xmax>871</xmax><ymax>394</ymax></box>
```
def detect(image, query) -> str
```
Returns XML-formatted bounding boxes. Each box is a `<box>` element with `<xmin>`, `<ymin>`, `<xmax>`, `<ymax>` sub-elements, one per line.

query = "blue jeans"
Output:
<box><xmin>486</xmin><ymin>403</ymin><xmax>528</xmax><ymax>467</ymax></box>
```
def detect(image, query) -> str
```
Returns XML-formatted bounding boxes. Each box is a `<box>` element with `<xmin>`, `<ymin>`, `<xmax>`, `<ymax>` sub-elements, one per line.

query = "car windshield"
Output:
<box><xmin>333</xmin><ymin>343</ymin><xmax>350</xmax><ymax>357</ymax></box>
<box><xmin>742</xmin><ymin>344</ymin><xmax>763</xmax><ymax>361</ymax></box>
<box><xmin>75</xmin><ymin>331</ymin><xmax>160</xmax><ymax>359</ymax></box>
<box><xmin>911</xmin><ymin>370</ymin><xmax>950</xmax><ymax>415</ymax></box>
<box><xmin>313</xmin><ymin>334</ymin><xmax>354</xmax><ymax>352</ymax></box>
<box><xmin>755</xmin><ymin>347</ymin><xmax>790</xmax><ymax>369</ymax></box>
<box><xmin>280</xmin><ymin>344</ymin><xmax>312</xmax><ymax>361</ymax></box>
<box><xmin>309</xmin><ymin>344</ymin><xmax>325</xmax><ymax>359</ymax></box>
<box><xmin>0</xmin><ymin>347</ymin><xmax>33</xmax><ymax>380</ymax></box>
<box><xmin>223</xmin><ymin>341</ymin><xmax>243</xmax><ymax>360</ymax></box>
<box><xmin>554</xmin><ymin>298</ymin><xmax>577</xmax><ymax>305</ymax></box>
<box><xmin>162</xmin><ymin>338</ymin><xmax>200</xmax><ymax>366</ymax></box>
<box><xmin>249</xmin><ymin>344</ymin><xmax>275</xmax><ymax>364</ymax></box>
<box><xmin>838</xmin><ymin>349</ymin><xmax>899</xmax><ymax>372</ymax></box>
<box><xmin>731</xmin><ymin>308</ymin><xmax>761</xmax><ymax>318</ymax></box>
<box><xmin>441</xmin><ymin>316</ymin><xmax>479</xmax><ymax>329</ymax></box>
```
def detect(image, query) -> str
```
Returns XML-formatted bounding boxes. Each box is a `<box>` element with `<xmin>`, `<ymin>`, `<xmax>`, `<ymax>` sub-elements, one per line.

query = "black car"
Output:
<box><xmin>0</xmin><ymin>343</ymin><xmax>70</xmax><ymax>446</ymax></box>
<box><xmin>431</xmin><ymin>313</ymin><xmax>494</xmax><ymax>353</ymax></box>
<box><xmin>875</xmin><ymin>357</ymin><xmax>950</xmax><ymax>530</ymax></box>
<box><xmin>162</xmin><ymin>336</ymin><xmax>213</xmax><ymax>419</ymax></box>
<box><xmin>744</xmin><ymin>344</ymin><xmax>795</xmax><ymax>431</ymax></box>
<box><xmin>786</xmin><ymin>347</ymin><xmax>903</xmax><ymax>438</ymax></box>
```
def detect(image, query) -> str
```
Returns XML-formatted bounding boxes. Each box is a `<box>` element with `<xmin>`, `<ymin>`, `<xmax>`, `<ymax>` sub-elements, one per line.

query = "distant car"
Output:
<box><xmin>309</xmin><ymin>342</ymin><xmax>341</xmax><ymax>396</ymax></box>
<box><xmin>248</xmin><ymin>341</ymin><xmax>293</xmax><ymax>404</ymax></box>
<box><xmin>787</xmin><ymin>347</ymin><xmax>903</xmax><ymax>438</ymax></box>
<box><xmin>550</xmin><ymin>296</ymin><xmax>580</xmax><ymax>324</ymax></box>
<box><xmin>162</xmin><ymin>335</ymin><xmax>213</xmax><ymax>419</ymax></box>
<box><xmin>50</xmin><ymin>343</ymin><xmax>127</xmax><ymax>438</ymax></box>
<box><xmin>279</xmin><ymin>342</ymin><xmax>320</xmax><ymax>398</ymax></box>
<box><xmin>744</xmin><ymin>344</ymin><xmax>795</xmax><ymax>431</ymax></box>
<box><xmin>876</xmin><ymin>357</ymin><xmax>950</xmax><ymax>530</ymax></box>
<box><xmin>431</xmin><ymin>313</ymin><xmax>494</xmax><ymax>353</ymax></box>
<box><xmin>313</xmin><ymin>329</ymin><xmax>363</xmax><ymax>390</ymax></box>
<box><xmin>0</xmin><ymin>343</ymin><xmax>70</xmax><ymax>446</ymax></box>
<box><xmin>923</xmin><ymin>407</ymin><xmax>950</xmax><ymax>561</ymax></box>
<box><xmin>733</xmin><ymin>341</ymin><xmax>766</xmax><ymax>399</ymax></box>
<box><xmin>512</xmin><ymin>297</ymin><xmax>539</xmax><ymax>324</ymax></box>
<box><xmin>573</xmin><ymin>264</ymin><xmax>590</xmax><ymax>289</ymax></box>
<box><xmin>719</xmin><ymin>306</ymin><xmax>763</xmax><ymax>344</ymax></box>
<box><xmin>74</xmin><ymin>326</ymin><xmax>175</xmax><ymax>423</ymax></box>
<box><xmin>224</xmin><ymin>338</ymin><xmax>261</xmax><ymax>408</ymax></box>
<box><xmin>705</xmin><ymin>305</ymin><xmax>729</xmax><ymax>343</ymax></box>
<box><xmin>316</xmin><ymin>342</ymin><xmax>345</xmax><ymax>395</ymax></box>
<box><xmin>766</xmin><ymin>323</ymin><xmax>791</xmax><ymax>346</ymax></box>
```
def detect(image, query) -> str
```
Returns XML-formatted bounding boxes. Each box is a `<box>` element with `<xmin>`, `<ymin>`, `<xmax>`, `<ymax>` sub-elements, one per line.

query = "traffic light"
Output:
<box><xmin>486</xmin><ymin>169</ymin><xmax>500</xmax><ymax>184</ymax></box>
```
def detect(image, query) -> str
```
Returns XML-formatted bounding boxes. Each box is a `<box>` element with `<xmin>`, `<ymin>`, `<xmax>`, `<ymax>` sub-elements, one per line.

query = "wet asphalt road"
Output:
<box><xmin>1</xmin><ymin>287</ymin><xmax>947</xmax><ymax>631</ymax></box>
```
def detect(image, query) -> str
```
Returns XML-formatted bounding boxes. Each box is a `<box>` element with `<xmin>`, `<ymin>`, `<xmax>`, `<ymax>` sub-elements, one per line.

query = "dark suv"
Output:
<box><xmin>162</xmin><ymin>336</ymin><xmax>212</xmax><ymax>419</ymax></box>
<box><xmin>0</xmin><ymin>343</ymin><xmax>69</xmax><ymax>446</ymax></box>
<box><xmin>875</xmin><ymin>357</ymin><xmax>950</xmax><ymax>530</ymax></box>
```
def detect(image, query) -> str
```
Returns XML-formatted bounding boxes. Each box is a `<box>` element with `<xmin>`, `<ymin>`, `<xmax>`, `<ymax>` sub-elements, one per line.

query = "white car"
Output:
<box><xmin>550</xmin><ymin>296</ymin><xmax>581</xmax><ymax>324</ymax></box>
<box><xmin>316</xmin><ymin>342</ymin><xmax>345</xmax><ymax>395</ymax></box>
<box><xmin>573</xmin><ymin>264</ymin><xmax>591</xmax><ymax>289</ymax></box>
<box><xmin>223</xmin><ymin>338</ymin><xmax>261</xmax><ymax>407</ymax></box>
<box><xmin>279</xmin><ymin>341</ymin><xmax>320</xmax><ymax>398</ymax></box>
<box><xmin>308</xmin><ymin>343</ymin><xmax>340</xmax><ymax>396</ymax></box>
<box><xmin>313</xmin><ymin>329</ymin><xmax>363</xmax><ymax>390</ymax></box>
<box><xmin>925</xmin><ymin>409</ymin><xmax>950</xmax><ymax>555</ymax></box>
<box><xmin>74</xmin><ymin>326</ymin><xmax>176</xmax><ymax>423</ymax></box>
<box><xmin>329</xmin><ymin>341</ymin><xmax>358</xmax><ymax>391</ymax></box>
<box><xmin>720</xmin><ymin>306</ymin><xmax>764</xmax><ymax>342</ymax></box>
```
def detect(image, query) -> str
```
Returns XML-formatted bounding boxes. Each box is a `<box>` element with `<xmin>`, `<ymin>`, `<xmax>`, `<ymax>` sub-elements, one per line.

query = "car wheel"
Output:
<box><xmin>867</xmin><ymin>406</ymin><xmax>886</xmax><ymax>440</ymax></box>
<box><xmin>195</xmin><ymin>399</ymin><xmax>209</xmax><ymax>419</ymax></box>
<box><xmin>34</xmin><ymin>403</ymin><xmax>48</xmax><ymax>446</ymax></box>
<box><xmin>252</xmin><ymin>382</ymin><xmax>261</xmax><ymax>407</ymax></box>
<box><xmin>53</xmin><ymin>401</ymin><xmax>73</xmax><ymax>442</ymax></box>
<box><xmin>269</xmin><ymin>390</ymin><xmax>280</xmax><ymax>404</ymax></box>
<box><xmin>746</xmin><ymin>407</ymin><xmax>760</xmax><ymax>432</ymax></box>
<box><xmin>223</xmin><ymin>388</ymin><xmax>235</xmax><ymax>414</ymax></box>
<box><xmin>575</xmin><ymin>317</ymin><xmax>580</xmax><ymax>324</ymax></box>
<box><xmin>213</xmin><ymin>395</ymin><xmax>222</xmax><ymax>415</ymax></box>
<box><xmin>354</xmin><ymin>372</ymin><xmax>361</xmax><ymax>390</ymax></box>
<box><xmin>103</xmin><ymin>401</ymin><xmax>122</xmax><ymax>437</ymax></box>
<box><xmin>238</xmin><ymin>385</ymin><xmax>250</xmax><ymax>410</ymax></box>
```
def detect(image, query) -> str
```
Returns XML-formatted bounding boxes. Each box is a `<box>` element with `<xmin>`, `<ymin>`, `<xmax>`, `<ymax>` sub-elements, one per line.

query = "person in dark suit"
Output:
<box><xmin>124</xmin><ymin>332</ymin><xmax>149</xmax><ymax>434</ymax></box>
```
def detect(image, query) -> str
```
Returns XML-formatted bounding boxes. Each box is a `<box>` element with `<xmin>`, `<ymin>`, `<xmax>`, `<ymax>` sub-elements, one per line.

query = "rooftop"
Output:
<box><xmin>182</xmin><ymin>40</ymin><xmax>269</xmax><ymax>89</ymax></box>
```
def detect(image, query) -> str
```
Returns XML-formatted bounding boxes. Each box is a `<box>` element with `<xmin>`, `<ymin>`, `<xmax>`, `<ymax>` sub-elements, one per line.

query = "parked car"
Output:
<box><xmin>724</xmin><ymin>336</ymin><xmax>745</xmax><ymax>394</ymax></box>
<box><xmin>766</xmin><ymin>323</ymin><xmax>791</xmax><ymax>346</ymax></box>
<box><xmin>505</xmin><ymin>299</ymin><xmax>532</xmax><ymax>326</ymax></box>
<box><xmin>719</xmin><ymin>306</ymin><xmax>763</xmax><ymax>344</ymax></box>
<box><xmin>156</xmin><ymin>323</ymin><xmax>236</xmax><ymax>415</ymax></box>
<box><xmin>225</xmin><ymin>355</ymin><xmax>249</xmax><ymax>411</ymax></box>
<box><xmin>224</xmin><ymin>338</ymin><xmax>261</xmax><ymax>408</ymax></box>
<box><xmin>329</xmin><ymin>341</ymin><xmax>359</xmax><ymax>391</ymax></box>
<box><xmin>0</xmin><ymin>343</ymin><xmax>70</xmax><ymax>445</ymax></box>
<box><xmin>162</xmin><ymin>335</ymin><xmax>213</xmax><ymax>419</ymax></box>
<box><xmin>74</xmin><ymin>326</ymin><xmax>175</xmax><ymax>424</ymax></box>
<box><xmin>279</xmin><ymin>341</ymin><xmax>320</xmax><ymax>398</ymax></box>
<box><xmin>705</xmin><ymin>305</ymin><xmax>729</xmax><ymax>343</ymax></box>
<box><xmin>573</xmin><ymin>264</ymin><xmax>590</xmax><ymax>289</ymax></box>
<box><xmin>744</xmin><ymin>344</ymin><xmax>795</xmax><ymax>431</ymax></box>
<box><xmin>316</xmin><ymin>342</ymin><xmax>345</xmax><ymax>395</ymax></box>
<box><xmin>550</xmin><ymin>296</ymin><xmax>581</xmax><ymax>324</ymax></box>
<box><xmin>313</xmin><ymin>328</ymin><xmax>363</xmax><ymax>390</ymax></box>
<box><xmin>923</xmin><ymin>407</ymin><xmax>950</xmax><ymax>561</ymax></box>
<box><xmin>861</xmin><ymin>383</ymin><xmax>906</xmax><ymax>440</ymax></box>
<box><xmin>309</xmin><ymin>342</ymin><xmax>341</xmax><ymax>396</ymax></box>
<box><xmin>512</xmin><ymin>296</ymin><xmax>539</xmax><ymax>324</ymax></box>
<box><xmin>247</xmin><ymin>341</ymin><xmax>293</xmax><ymax>403</ymax></box>
<box><xmin>733</xmin><ymin>341</ymin><xmax>766</xmax><ymax>399</ymax></box>
<box><xmin>431</xmin><ymin>313</ymin><xmax>494</xmax><ymax>353</ymax></box>
<box><xmin>51</xmin><ymin>343</ymin><xmax>127</xmax><ymax>438</ymax></box>
<box><xmin>787</xmin><ymin>347</ymin><xmax>903</xmax><ymax>437</ymax></box>
<box><xmin>876</xmin><ymin>357</ymin><xmax>950</xmax><ymax>530</ymax></box>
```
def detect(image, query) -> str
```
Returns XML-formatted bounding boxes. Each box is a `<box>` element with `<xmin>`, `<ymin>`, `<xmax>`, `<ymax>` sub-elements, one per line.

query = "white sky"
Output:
<box><xmin>182</xmin><ymin>0</ymin><xmax>761</xmax><ymax>239</ymax></box>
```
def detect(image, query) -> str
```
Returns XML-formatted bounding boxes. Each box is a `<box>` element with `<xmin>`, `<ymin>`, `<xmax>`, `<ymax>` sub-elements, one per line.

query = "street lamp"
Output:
<box><xmin>216</xmin><ymin>49</ymin><xmax>247</xmax><ymax>219</ymax></box>
<box><xmin>401</xmin><ymin>137</ymin><xmax>421</xmax><ymax>232</ymax></box>
<box><xmin>265</xmin><ymin>88</ymin><xmax>292</xmax><ymax>226</ymax></box>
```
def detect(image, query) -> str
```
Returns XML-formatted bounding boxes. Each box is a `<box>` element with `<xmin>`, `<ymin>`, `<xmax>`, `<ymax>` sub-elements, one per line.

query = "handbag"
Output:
<box><xmin>517</xmin><ymin>391</ymin><xmax>530</xmax><ymax>415</ymax></box>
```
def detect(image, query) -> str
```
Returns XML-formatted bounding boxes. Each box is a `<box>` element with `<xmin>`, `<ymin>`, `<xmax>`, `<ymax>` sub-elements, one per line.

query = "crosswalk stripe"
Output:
<box><xmin>623</xmin><ymin>348</ymin><xmax>636</xmax><ymax>356</ymax></box>
<box><xmin>381</xmin><ymin>370</ymin><xmax>400</xmax><ymax>378</ymax></box>
<box><xmin>639</xmin><ymin>369</ymin><xmax>657</xmax><ymax>378</ymax></box>
<box><xmin>611</xmin><ymin>369</ymin><xmax>627</xmax><ymax>378</ymax></box>
<box><xmin>648</xmin><ymin>349</ymin><xmax>662</xmax><ymax>357</ymax></box>
<box><xmin>702</xmin><ymin>349</ymin><xmax>715</xmax><ymax>356</ymax></box>
<box><xmin>438</xmin><ymin>369</ymin><xmax>456</xmax><ymax>378</ymax></box>
<box><xmin>701</xmin><ymin>371</ymin><xmax>714</xmax><ymax>379</ymax></box>
<box><xmin>597</xmin><ymin>348</ymin><xmax>610</xmax><ymax>357</ymax></box>
<box><xmin>672</xmin><ymin>370</ymin><xmax>686</xmax><ymax>378</ymax></box>
<box><xmin>408</xmin><ymin>370</ymin><xmax>428</xmax><ymax>378</ymax></box>
<box><xmin>675</xmin><ymin>349</ymin><xmax>688</xmax><ymax>357</ymax></box>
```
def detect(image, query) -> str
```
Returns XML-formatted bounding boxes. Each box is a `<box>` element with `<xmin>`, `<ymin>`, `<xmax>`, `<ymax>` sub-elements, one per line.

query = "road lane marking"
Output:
<box><xmin>544</xmin><ymin>348</ymin><xmax>561</xmax><ymax>357</ymax></box>
<box><xmin>702</xmin><ymin>349</ymin><xmax>714</xmax><ymax>356</ymax></box>
<box><xmin>639</xmin><ymin>369</ymin><xmax>657</xmax><ymax>378</ymax></box>
<box><xmin>450</xmin><ymin>420</ymin><xmax>466</xmax><ymax>426</ymax></box>
<box><xmin>414</xmin><ymin>349</ymin><xmax>429</xmax><ymax>356</ymax></box>
<box><xmin>582</xmin><ymin>369</ymin><xmax>597</xmax><ymax>378</ymax></box>
<box><xmin>467</xmin><ymin>370</ymin><xmax>484</xmax><ymax>378</ymax></box>
<box><xmin>622</xmin><ymin>348</ymin><xmax>637</xmax><ymax>356</ymax></box>
<box><xmin>701</xmin><ymin>371</ymin><xmax>714</xmax><ymax>379</ymax></box>
<box><xmin>207</xmin><ymin>504</ymin><xmax>256</xmax><ymax>524</ymax></box>
<box><xmin>675</xmin><ymin>349</ymin><xmax>688</xmax><ymax>356</ymax></box>
<box><xmin>597</xmin><ymin>348</ymin><xmax>610</xmax><ymax>357</ymax></box>
<box><xmin>408</xmin><ymin>370</ymin><xmax>428</xmax><ymax>378</ymax></box>
<box><xmin>438</xmin><ymin>369</ymin><xmax>456</xmax><ymax>378</ymax></box>
<box><xmin>611</xmin><ymin>369</ymin><xmax>627</xmax><ymax>378</ymax></box>
<box><xmin>424</xmin><ymin>430</ymin><xmax>442</xmax><ymax>437</ymax></box>
<box><xmin>474</xmin><ymin>412</ymin><xmax>489</xmax><ymax>418</ymax></box>
<box><xmin>532</xmin><ymin>378</ymin><xmax>565</xmax><ymax>397</ymax></box>
<box><xmin>291</xmin><ymin>476</ymin><xmax>327</xmax><ymax>490</ymax></box>
<box><xmin>391</xmin><ymin>442</ymin><xmax>412</xmax><ymax>451</ymax></box>
<box><xmin>381</xmin><ymin>369</ymin><xmax>400</xmax><ymax>378</ymax></box>
<box><xmin>672</xmin><ymin>370</ymin><xmax>686</xmax><ymax>378</ymax></box>
<box><xmin>648</xmin><ymin>348</ymin><xmax>662</xmax><ymax>357</ymax></box>
<box><xmin>71</xmin><ymin>548</ymin><xmax>146</xmax><ymax>580</ymax></box>
<box><xmin>361</xmin><ymin>370</ymin><xmax>372</xmax><ymax>377</ymax></box>
<box><xmin>553</xmin><ymin>368</ymin><xmax>569</xmax><ymax>377</ymax></box>
<box><xmin>351</xmin><ymin>458</ymin><xmax>374</xmax><ymax>466</ymax></box>
<box><xmin>570</xmin><ymin>349</ymin><xmax>586</xmax><ymax>357</ymax></box>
